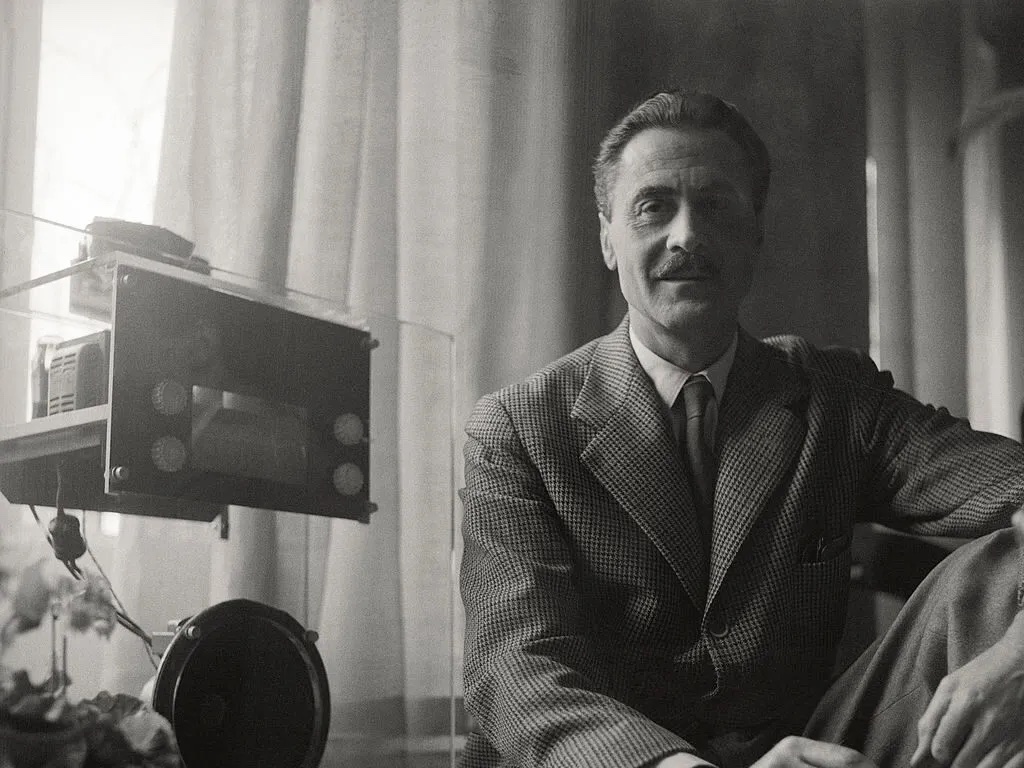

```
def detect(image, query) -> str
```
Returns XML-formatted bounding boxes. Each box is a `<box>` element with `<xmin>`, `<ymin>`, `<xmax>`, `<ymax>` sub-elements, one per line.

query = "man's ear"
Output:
<box><xmin>599</xmin><ymin>213</ymin><xmax>616</xmax><ymax>271</ymax></box>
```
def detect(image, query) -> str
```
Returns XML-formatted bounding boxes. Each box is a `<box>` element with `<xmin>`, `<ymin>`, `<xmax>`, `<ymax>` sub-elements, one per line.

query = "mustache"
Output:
<box><xmin>652</xmin><ymin>252</ymin><xmax>720</xmax><ymax>280</ymax></box>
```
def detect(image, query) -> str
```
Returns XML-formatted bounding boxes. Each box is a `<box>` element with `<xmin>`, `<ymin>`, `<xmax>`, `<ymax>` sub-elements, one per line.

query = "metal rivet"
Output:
<box><xmin>184</xmin><ymin>625</ymin><xmax>201</xmax><ymax>640</ymax></box>
<box><xmin>305</xmin><ymin>629</ymin><xmax>319</xmax><ymax>644</ymax></box>
<box><xmin>109</xmin><ymin>465</ymin><xmax>130</xmax><ymax>482</ymax></box>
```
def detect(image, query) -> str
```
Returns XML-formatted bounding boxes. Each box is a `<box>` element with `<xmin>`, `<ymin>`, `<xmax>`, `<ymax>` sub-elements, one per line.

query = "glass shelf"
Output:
<box><xmin>0</xmin><ymin>209</ymin><xmax>459</xmax><ymax>767</ymax></box>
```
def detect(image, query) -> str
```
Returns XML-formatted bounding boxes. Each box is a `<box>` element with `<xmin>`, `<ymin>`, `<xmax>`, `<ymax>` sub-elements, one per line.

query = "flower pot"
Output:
<box><xmin>0</xmin><ymin>722</ymin><xmax>87</xmax><ymax>768</ymax></box>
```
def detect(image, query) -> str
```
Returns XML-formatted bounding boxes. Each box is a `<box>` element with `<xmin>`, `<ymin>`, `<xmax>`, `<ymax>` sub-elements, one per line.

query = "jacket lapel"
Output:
<box><xmin>573</xmin><ymin>319</ymin><xmax>709</xmax><ymax>609</ymax></box>
<box><xmin>707</xmin><ymin>330</ymin><xmax>808</xmax><ymax>607</ymax></box>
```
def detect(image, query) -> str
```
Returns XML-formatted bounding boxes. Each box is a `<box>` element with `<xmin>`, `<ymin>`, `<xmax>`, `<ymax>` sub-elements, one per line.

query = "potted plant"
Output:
<box><xmin>0</xmin><ymin>557</ymin><xmax>181</xmax><ymax>767</ymax></box>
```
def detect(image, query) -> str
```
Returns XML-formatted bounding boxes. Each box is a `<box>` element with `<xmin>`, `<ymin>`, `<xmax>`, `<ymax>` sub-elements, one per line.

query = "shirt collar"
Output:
<box><xmin>629</xmin><ymin>326</ymin><xmax>738</xmax><ymax>408</ymax></box>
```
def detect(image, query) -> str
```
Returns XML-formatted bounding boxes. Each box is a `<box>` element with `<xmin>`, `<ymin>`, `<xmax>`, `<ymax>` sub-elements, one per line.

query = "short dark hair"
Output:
<box><xmin>593</xmin><ymin>90</ymin><xmax>771</xmax><ymax>219</ymax></box>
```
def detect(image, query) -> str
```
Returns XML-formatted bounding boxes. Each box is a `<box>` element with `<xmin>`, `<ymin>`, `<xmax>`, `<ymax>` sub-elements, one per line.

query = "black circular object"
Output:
<box><xmin>152</xmin><ymin>599</ymin><xmax>330</xmax><ymax>768</ymax></box>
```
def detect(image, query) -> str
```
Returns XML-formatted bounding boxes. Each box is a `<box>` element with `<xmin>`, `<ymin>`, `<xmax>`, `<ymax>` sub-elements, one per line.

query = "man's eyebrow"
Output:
<box><xmin>630</xmin><ymin>180</ymin><xmax>739</xmax><ymax>203</ymax></box>
<box><xmin>631</xmin><ymin>184</ymin><xmax>676</xmax><ymax>202</ymax></box>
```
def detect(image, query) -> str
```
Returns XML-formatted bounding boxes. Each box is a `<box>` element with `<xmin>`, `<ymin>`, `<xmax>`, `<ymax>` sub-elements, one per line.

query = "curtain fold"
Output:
<box><xmin>288</xmin><ymin>0</ymin><xmax>408</xmax><ymax>742</ymax></box>
<box><xmin>865</xmin><ymin>0</ymin><xmax>970</xmax><ymax>416</ymax></box>
<box><xmin>1</xmin><ymin>0</ymin><xmax>43</xmax><ymax>426</ymax></box>
<box><xmin>139</xmin><ymin>1</ymin><xmax>607</xmax><ymax>761</ymax></box>
<box><xmin>962</xmin><ymin>16</ymin><xmax>1024</xmax><ymax>440</ymax></box>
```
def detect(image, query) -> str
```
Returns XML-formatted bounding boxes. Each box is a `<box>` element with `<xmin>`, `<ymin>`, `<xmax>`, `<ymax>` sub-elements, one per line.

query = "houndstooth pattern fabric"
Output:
<box><xmin>459</xmin><ymin>316</ymin><xmax>1024</xmax><ymax>768</ymax></box>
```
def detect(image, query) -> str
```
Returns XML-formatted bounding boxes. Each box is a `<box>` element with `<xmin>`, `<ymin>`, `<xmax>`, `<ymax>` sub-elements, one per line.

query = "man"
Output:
<box><xmin>460</xmin><ymin>90</ymin><xmax>1024</xmax><ymax>768</ymax></box>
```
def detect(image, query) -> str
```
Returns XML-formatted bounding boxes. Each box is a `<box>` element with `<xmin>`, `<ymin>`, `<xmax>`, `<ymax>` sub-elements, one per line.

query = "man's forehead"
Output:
<box><xmin>614</xmin><ymin>127</ymin><xmax>749</xmax><ymax>194</ymax></box>
<box><xmin>619</xmin><ymin>127</ymin><xmax>746</xmax><ymax>175</ymax></box>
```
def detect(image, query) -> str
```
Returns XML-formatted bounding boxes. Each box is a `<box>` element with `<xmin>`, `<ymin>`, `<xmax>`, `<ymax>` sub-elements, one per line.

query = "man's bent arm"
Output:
<box><xmin>855</xmin><ymin>353</ymin><xmax>1024</xmax><ymax>539</ymax></box>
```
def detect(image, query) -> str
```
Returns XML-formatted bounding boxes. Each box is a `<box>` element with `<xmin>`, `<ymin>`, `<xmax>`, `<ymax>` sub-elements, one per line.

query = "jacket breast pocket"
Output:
<box><xmin>786</xmin><ymin>544</ymin><xmax>851</xmax><ymax>654</ymax></box>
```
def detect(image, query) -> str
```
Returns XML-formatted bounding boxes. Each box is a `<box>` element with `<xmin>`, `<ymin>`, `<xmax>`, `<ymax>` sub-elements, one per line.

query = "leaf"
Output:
<box><xmin>66</xmin><ymin>577</ymin><xmax>117</xmax><ymax>638</ymax></box>
<box><xmin>10</xmin><ymin>559</ymin><xmax>57</xmax><ymax>630</ymax></box>
<box><xmin>0</xmin><ymin>669</ymin><xmax>74</xmax><ymax>727</ymax></box>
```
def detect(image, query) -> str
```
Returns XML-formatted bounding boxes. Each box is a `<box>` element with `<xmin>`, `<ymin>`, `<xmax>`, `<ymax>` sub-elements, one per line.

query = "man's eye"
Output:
<box><xmin>637</xmin><ymin>200</ymin><xmax>668</xmax><ymax>216</ymax></box>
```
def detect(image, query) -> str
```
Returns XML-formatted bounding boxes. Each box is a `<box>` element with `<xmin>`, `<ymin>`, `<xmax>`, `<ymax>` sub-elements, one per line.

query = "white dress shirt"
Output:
<box><xmin>629</xmin><ymin>327</ymin><xmax>738</xmax><ymax>450</ymax></box>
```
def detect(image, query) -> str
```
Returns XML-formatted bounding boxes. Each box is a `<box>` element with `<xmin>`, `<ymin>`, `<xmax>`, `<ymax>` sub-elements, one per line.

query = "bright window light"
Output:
<box><xmin>30</xmin><ymin>0</ymin><xmax>176</xmax><ymax>531</ymax></box>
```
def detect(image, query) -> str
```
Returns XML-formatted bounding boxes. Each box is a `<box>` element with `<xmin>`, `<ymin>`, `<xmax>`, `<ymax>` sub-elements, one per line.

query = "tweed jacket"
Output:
<box><xmin>459</xmin><ymin>317</ymin><xmax>1024</xmax><ymax>768</ymax></box>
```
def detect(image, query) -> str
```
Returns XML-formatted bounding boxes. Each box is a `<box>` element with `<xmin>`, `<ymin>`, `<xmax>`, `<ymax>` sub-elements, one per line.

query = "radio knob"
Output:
<box><xmin>332</xmin><ymin>463</ymin><xmax>364</xmax><ymax>496</ymax></box>
<box><xmin>333</xmin><ymin>414</ymin><xmax>365</xmax><ymax>446</ymax></box>
<box><xmin>151</xmin><ymin>436</ymin><xmax>187</xmax><ymax>473</ymax></box>
<box><xmin>151</xmin><ymin>379</ymin><xmax>188</xmax><ymax>416</ymax></box>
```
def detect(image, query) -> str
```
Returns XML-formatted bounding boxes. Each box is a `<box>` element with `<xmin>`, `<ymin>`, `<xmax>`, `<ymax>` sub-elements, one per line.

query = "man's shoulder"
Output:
<box><xmin>756</xmin><ymin>332</ymin><xmax>886</xmax><ymax>392</ymax></box>
<box><xmin>759</xmin><ymin>333</ymin><xmax>872</xmax><ymax>368</ymax></box>
<box><xmin>464</xmin><ymin>334</ymin><xmax>609</xmax><ymax>443</ymax></box>
<box><xmin>485</xmin><ymin>335</ymin><xmax>604</xmax><ymax>411</ymax></box>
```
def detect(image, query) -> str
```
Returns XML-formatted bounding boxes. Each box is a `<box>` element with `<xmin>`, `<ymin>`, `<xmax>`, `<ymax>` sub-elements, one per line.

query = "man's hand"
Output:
<box><xmin>750</xmin><ymin>736</ymin><xmax>878</xmax><ymax>767</ymax></box>
<box><xmin>910</xmin><ymin>511</ymin><xmax>1024</xmax><ymax>768</ymax></box>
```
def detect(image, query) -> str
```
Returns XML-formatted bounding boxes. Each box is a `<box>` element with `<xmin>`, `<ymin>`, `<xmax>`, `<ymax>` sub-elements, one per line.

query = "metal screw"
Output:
<box><xmin>183</xmin><ymin>625</ymin><xmax>201</xmax><ymax>640</ymax></box>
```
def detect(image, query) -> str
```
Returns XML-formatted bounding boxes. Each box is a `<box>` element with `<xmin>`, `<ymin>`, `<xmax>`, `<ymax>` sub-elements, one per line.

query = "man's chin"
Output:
<box><xmin>660</xmin><ymin>301</ymin><xmax>724</xmax><ymax>325</ymax></box>
<box><xmin>660</xmin><ymin>304</ymin><xmax>739</xmax><ymax>338</ymax></box>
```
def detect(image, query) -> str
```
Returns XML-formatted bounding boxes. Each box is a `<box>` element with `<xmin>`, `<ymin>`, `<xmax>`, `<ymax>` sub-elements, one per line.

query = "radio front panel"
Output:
<box><xmin>107</xmin><ymin>265</ymin><xmax>373</xmax><ymax>520</ymax></box>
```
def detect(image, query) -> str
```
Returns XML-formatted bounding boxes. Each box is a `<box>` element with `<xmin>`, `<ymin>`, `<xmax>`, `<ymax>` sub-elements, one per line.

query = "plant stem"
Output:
<box><xmin>0</xmin><ymin>613</ymin><xmax>18</xmax><ymax>657</ymax></box>
<box><xmin>50</xmin><ymin>602</ymin><xmax>59</xmax><ymax>695</ymax></box>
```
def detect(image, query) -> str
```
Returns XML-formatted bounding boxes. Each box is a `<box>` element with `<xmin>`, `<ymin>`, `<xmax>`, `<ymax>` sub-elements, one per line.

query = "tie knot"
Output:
<box><xmin>680</xmin><ymin>375</ymin><xmax>714</xmax><ymax>419</ymax></box>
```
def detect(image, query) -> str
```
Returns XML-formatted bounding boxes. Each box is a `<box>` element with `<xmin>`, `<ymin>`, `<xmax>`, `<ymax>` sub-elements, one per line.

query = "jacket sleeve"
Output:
<box><xmin>460</xmin><ymin>393</ymin><xmax>705</xmax><ymax>768</ymax></box>
<box><xmin>850</xmin><ymin>352</ymin><xmax>1024</xmax><ymax>539</ymax></box>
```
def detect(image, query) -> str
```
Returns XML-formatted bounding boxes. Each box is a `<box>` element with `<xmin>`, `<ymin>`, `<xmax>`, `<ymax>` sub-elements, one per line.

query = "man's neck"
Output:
<box><xmin>630</xmin><ymin>313</ymin><xmax>736</xmax><ymax>373</ymax></box>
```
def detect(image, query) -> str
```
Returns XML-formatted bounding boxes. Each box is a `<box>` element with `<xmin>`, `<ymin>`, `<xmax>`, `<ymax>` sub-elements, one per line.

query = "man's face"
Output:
<box><xmin>599</xmin><ymin>126</ymin><xmax>763</xmax><ymax>355</ymax></box>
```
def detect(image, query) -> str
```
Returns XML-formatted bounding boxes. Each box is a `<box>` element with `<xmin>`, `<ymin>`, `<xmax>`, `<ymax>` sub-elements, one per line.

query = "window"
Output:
<box><xmin>31</xmin><ymin>0</ymin><xmax>176</xmax><ymax>534</ymax></box>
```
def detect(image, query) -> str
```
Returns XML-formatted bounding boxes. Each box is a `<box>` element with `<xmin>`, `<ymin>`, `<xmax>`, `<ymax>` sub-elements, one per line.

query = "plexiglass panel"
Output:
<box><xmin>0</xmin><ymin>210</ymin><xmax>458</xmax><ymax>767</ymax></box>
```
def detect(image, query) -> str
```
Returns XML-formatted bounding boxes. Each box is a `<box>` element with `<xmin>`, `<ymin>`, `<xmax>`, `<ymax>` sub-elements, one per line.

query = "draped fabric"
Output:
<box><xmin>961</xmin><ymin>18</ymin><xmax>1024</xmax><ymax>440</ymax></box>
<box><xmin>865</xmin><ymin>0</ymin><xmax>1022</xmax><ymax>438</ymax></box>
<box><xmin>0</xmin><ymin>0</ymin><xmax>43</xmax><ymax>426</ymax></box>
<box><xmin>101</xmin><ymin>0</ymin><xmax>611</xmax><ymax>759</ymax></box>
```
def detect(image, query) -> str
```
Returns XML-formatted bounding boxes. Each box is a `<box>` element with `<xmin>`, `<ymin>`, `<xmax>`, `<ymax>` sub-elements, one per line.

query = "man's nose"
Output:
<box><xmin>666</xmin><ymin>204</ymin><xmax>708</xmax><ymax>253</ymax></box>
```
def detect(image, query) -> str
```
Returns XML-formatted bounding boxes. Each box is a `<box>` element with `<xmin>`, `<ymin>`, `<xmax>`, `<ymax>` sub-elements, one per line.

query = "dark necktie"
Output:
<box><xmin>678</xmin><ymin>375</ymin><xmax>717</xmax><ymax>555</ymax></box>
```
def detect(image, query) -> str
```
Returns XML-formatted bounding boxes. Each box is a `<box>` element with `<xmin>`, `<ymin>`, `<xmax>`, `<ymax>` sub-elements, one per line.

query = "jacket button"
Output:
<box><xmin>707</xmin><ymin>617</ymin><xmax>729</xmax><ymax>638</ymax></box>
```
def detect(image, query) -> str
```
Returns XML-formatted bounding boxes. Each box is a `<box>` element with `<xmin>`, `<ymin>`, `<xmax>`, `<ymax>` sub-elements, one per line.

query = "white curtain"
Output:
<box><xmin>961</xmin><ymin>19</ymin><xmax>1024</xmax><ymax>440</ymax></box>
<box><xmin>865</xmin><ymin>0</ymin><xmax>1023</xmax><ymax>439</ymax></box>
<box><xmin>102</xmin><ymin>0</ymin><xmax>608</xmax><ymax>762</ymax></box>
<box><xmin>0</xmin><ymin>0</ymin><xmax>43</xmax><ymax>426</ymax></box>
